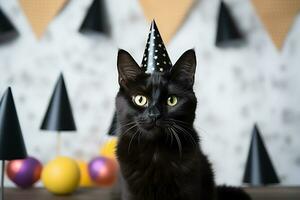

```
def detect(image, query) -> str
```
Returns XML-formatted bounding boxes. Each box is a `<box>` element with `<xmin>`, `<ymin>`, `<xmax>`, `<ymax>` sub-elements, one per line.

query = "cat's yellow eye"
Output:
<box><xmin>133</xmin><ymin>95</ymin><xmax>148</xmax><ymax>107</ymax></box>
<box><xmin>167</xmin><ymin>95</ymin><xmax>178</xmax><ymax>106</ymax></box>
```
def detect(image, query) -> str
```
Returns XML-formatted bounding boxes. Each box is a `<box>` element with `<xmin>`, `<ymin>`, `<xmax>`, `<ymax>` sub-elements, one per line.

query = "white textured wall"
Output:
<box><xmin>0</xmin><ymin>0</ymin><xmax>299</xmax><ymax>186</ymax></box>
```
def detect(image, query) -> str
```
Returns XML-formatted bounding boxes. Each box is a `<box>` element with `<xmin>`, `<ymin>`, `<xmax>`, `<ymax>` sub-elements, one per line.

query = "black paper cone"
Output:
<box><xmin>141</xmin><ymin>20</ymin><xmax>172</xmax><ymax>74</ymax></box>
<box><xmin>107</xmin><ymin>111</ymin><xmax>117</xmax><ymax>136</ymax></box>
<box><xmin>0</xmin><ymin>7</ymin><xmax>18</xmax><ymax>44</ymax></box>
<box><xmin>41</xmin><ymin>74</ymin><xmax>76</xmax><ymax>131</ymax></box>
<box><xmin>79</xmin><ymin>0</ymin><xmax>110</xmax><ymax>35</ymax></box>
<box><xmin>0</xmin><ymin>87</ymin><xmax>27</xmax><ymax>160</ymax></box>
<box><xmin>243</xmin><ymin>124</ymin><xmax>280</xmax><ymax>186</ymax></box>
<box><xmin>215</xmin><ymin>1</ymin><xmax>243</xmax><ymax>47</ymax></box>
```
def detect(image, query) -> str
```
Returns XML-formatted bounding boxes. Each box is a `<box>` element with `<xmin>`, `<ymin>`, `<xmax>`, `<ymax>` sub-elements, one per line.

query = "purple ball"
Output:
<box><xmin>7</xmin><ymin>156</ymin><xmax>43</xmax><ymax>188</ymax></box>
<box><xmin>88</xmin><ymin>156</ymin><xmax>118</xmax><ymax>186</ymax></box>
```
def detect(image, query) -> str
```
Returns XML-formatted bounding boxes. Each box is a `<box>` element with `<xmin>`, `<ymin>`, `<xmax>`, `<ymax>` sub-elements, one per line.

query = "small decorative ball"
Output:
<box><xmin>42</xmin><ymin>156</ymin><xmax>80</xmax><ymax>195</ymax></box>
<box><xmin>76</xmin><ymin>160</ymin><xmax>94</xmax><ymax>187</ymax></box>
<box><xmin>99</xmin><ymin>138</ymin><xmax>118</xmax><ymax>160</ymax></box>
<box><xmin>88</xmin><ymin>156</ymin><xmax>118</xmax><ymax>186</ymax></box>
<box><xmin>6</xmin><ymin>156</ymin><xmax>42</xmax><ymax>188</ymax></box>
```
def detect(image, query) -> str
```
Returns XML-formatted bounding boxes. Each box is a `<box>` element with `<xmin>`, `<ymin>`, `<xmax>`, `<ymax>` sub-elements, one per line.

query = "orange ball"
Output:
<box><xmin>76</xmin><ymin>160</ymin><xmax>94</xmax><ymax>187</ymax></box>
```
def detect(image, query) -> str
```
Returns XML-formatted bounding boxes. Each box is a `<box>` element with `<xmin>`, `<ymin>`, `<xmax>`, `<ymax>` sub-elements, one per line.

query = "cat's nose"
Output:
<box><xmin>148</xmin><ymin>107</ymin><xmax>161</xmax><ymax>121</ymax></box>
<box><xmin>149</xmin><ymin>112</ymin><xmax>161</xmax><ymax>120</ymax></box>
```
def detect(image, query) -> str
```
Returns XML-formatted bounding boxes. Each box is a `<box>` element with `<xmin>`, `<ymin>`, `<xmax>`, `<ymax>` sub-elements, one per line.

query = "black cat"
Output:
<box><xmin>112</xmin><ymin>48</ymin><xmax>251</xmax><ymax>200</ymax></box>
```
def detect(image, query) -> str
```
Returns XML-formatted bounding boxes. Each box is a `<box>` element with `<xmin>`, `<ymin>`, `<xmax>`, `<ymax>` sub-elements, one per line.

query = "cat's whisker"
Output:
<box><xmin>169</xmin><ymin>119</ymin><xmax>194</xmax><ymax>132</ymax></box>
<box><xmin>128</xmin><ymin>129</ymin><xmax>139</xmax><ymax>154</ymax></box>
<box><xmin>170</xmin><ymin>118</ymin><xmax>210</xmax><ymax>136</ymax></box>
<box><xmin>173</xmin><ymin>124</ymin><xmax>198</xmax><ymax>148</ymax></box>
<box><xmin>165</xmin><ymin>127</ymin><xmax>174</xmax><ymax>146</ymax></box>
<box><xmin>165</xmin><ymin>119</ymin><xmax>198</xmax><ymax>147</ymax></box>
<box><xmin>165</xmin><ymin>127</ymin><xmax>171</xmax><ymax>144</ymax></box>
<box><xmin>121</xmin><ymin>123</ymin><xmax>138</xmax><ymax>137</ymax></box>
<box><xmin>111</xmin><ymin>121</ymin><xmax>137</xmax><ymax>135</ymax></box>
<box><xmin>169</xmin><ymin>127</ymin><xmax>182</xmax><ymax>159</ymax></box>
<box><xmin>168</xmin><ymin>128</ymin><xmax>174</xmax><ymax>146</ymax></box>
<box><xmin>138</xmin><ymin>130</ymin><xmax>142</xmax><ymax>145</ymax></box>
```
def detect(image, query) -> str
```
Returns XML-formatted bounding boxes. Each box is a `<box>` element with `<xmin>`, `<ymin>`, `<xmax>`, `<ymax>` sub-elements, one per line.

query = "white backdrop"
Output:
<box><xmin>0</xmin><ymin>0</ymin><xmax>299</xmax><ymax>186</ymax></box>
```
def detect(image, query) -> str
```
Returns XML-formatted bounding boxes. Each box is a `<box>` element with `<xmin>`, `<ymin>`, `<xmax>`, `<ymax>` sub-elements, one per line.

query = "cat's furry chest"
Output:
<box><xmin>117</xmin><ymin>140</ymin><xmax>205</xmax><ymax>199</ymax></box>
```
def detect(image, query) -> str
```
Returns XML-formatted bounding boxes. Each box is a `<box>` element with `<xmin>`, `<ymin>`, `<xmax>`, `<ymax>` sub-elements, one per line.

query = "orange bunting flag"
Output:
<box><xmin>252</xmin><ymin>0</ymin><xmax>300</xmax><ymax>49</ymax></box>
<box><xmin>139</xmin><ymin>0</ymin><xmax>195</xmax><ymax>44</ymax></box>
<box><xmin>19</xmin><ymin>0</ymin><xmax>69</xmax><ymax>39</ymax></box>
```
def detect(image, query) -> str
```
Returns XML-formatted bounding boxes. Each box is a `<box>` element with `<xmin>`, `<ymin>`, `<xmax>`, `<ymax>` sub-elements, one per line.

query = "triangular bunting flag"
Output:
<box><xmin>243</xmin><ymin>124</ymin><xmax>280</xmax><ymax>185</ymax></box>
<box><xmin>0</xmin><ymin>7</ymin><xmax>18</xmax><ymax>43</ymax></box>
<box><xmin>79</xmin><ymin>0</ymin><xmax>110</xmax><ymax>35</ymax></box>
<box><xmin>0</xmin><ymin>87</ymin><xmax>27</xmax><ymax>160</ymax></box>
<box><xmin>251</xmin><ymin>0</ymin><xmax>300</xmax><ymax>49</ymax></box>
<box><xmin>40</xmin><ymin>73</ymin><xmax>76</xmax><ymax>131</ymax></box>
<box><xmin>215</xmin><ymin>1</ymin><xmax>243</xmax><ymax>47</ymax></box>
<box><xmin>139</xmin><ymin>0</ymin><xmax>195</xmax><ymax>44</ymax></box>
<box><xmin>19</xmin><ymin>0</ymin><xmax>69</xmax><ymax>39</ymax></box>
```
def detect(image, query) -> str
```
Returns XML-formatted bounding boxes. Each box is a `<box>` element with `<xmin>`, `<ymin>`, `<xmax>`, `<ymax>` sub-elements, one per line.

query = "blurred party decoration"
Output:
<box><xmin>88</xmin><ymin>156</ymin><xmax>118</xmax><ymax>186</ymax></box>
<box><xmin>0</xmin><ymin>7</ymin><xmax>18</xmax><ymax>43</ymax></box>
<box><xmin>6</xmin><ymin>157</ymin><xmax>42</xmax><ymax>188</ymax></box>
<box><xmin>251</xmin><ymin>0</ymin><xmax>300</xmax><ymax>49</ymax></box>
<box><xmin>42</xmin><ymin>156</ymin><xmax>80</xmax><ymax>195</ymax></box>
<box><xmin>79</xmin><ymin>0</ymin><xmax>110</xmax><ymax>36</ymax></box>
<box><xmin>76</xmin><ymin>160</ymin><xmax>94</xmax><ymax>187</ymax></box>
<box><xmin>107</xmin><ymin>111</ymin><xmax>117</xmax><ymax>136</ymax></box>
<box><xmin>215</xmin><ymin>0</ymin><xmax>243</xmax><ymax>47</ymax></box>
<box><xmin>19</xmin><ymin>0</ymin><xmax>69</xmax><ymax>39</ymax></box>
<box><xmin>0</xmin><ymin>87</ymin><xmax>27</xmax><ymax>200</ymax></box>
<box><xmin>99</xmin><ymin>138</ymin><xmax>117</xmax><ymax>160</ymax></box>
<box><xmin>243</xmin><ymin>124</ymin><xmax>280</xmax><ymax>186</ymax></box>
<box><xmin>139</xmin><ymin>0</ymin><xmax>195</xmax><ymax>44</ymax></box>
<box><xmin>40</xmin><ymin>73</ymin><xmax>76</xmax><ymax>156</ymax></box>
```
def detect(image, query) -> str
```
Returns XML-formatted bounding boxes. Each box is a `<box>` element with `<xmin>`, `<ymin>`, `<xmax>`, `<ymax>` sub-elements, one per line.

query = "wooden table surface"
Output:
<box><xmin>4</xmin><ymin>187</ymin><xmax>300</xmax><ymax>200</ymax></box>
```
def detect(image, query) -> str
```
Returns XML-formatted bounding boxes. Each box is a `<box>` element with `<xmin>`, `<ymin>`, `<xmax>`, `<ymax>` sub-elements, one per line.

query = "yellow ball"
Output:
<box><xmin>99</xmin><ymin>138</ymin><xmax>118</xmax><ymax>160</ymax></box>
<box><xmin>76</xmin><ymin>160</ymin><xmax>94</xmax><ymax>187</ymax></box>
<box><xmin>42</xmin><ymin>156</ymin><xmax>80</xmax><ymax>195</ymax></box>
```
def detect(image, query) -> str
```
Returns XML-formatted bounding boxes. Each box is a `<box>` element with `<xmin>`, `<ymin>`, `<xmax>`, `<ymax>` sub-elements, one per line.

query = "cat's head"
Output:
<box><xmin>116</xmin><ymin>49</ymin><xmax>197</xmax><ymax>140</ymax></box>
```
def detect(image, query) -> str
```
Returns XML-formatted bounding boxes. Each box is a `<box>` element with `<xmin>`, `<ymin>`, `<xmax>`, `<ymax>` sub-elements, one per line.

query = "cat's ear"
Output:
<box><xmin>171</xmin><ymin>49</ymin><xmax>196</xmax><ymax>86</ymax></box>
<box><xmin>117</xmin><ymin>49</ymin><xmax>143</xmax><ymax>86</ymax></box>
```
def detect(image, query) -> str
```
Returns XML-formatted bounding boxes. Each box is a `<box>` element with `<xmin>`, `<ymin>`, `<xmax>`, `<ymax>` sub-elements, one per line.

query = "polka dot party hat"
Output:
<box><xmin>141</xmin><ymin>20</ymin><xmax>172</xmax><ymax>74</ymax></box>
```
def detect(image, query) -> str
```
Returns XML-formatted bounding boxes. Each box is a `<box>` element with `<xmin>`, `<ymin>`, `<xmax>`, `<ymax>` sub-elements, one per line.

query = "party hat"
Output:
<box><xmin>243</xmin><ymin>124</ymin><xmax>280</xmax><ymax>185</ymax></box>
<box><xmin>0</xmin><ymin>87</ymin><xmax>27</xmax><ymax>160</ymax></box>
<box><xmin>215</xmin><ymin>1</ymin><xmax>243</xmax><ymax>47</ymax></box>
<box><xmin>40</xmin><ymin>73</ymin><xmax>76</xmax><ymax>131</ymax></box>
<box><xmin>141</xmin><ymin>20</ymin><xmax>172</xmax><ymax>74</ymax></box>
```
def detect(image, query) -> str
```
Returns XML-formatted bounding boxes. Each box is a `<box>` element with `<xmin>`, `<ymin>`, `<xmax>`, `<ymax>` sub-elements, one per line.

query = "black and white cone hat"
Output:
<box><xmin>141</xmin><ymin>20</ymin><xmax>172</xmax><ymax>74</ymax></box>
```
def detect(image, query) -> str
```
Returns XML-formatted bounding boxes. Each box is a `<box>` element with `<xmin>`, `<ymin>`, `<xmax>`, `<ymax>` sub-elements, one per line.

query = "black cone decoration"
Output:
<box><xmin>0</xmin><ymin>87</ymin><xmax>27</xmax><ymax>160</ymax></box>
<box><xmin>41</xmin><ymin>74</ymin><xmax>76</xmax><ymax>131</ymax></box>
<box><xmin>79</xmin><ymin>0</ymin><xmax>110</xmax><ymax>35</ymax></box>
<box><xmin>0</xmin><ymin>7</ymin><xmax>18</xmax><ymax>44</ymax></box>
<box><xmin>0</xmin><ymin>88</ymin><xmax>27</xmax><ymax>160</ymax></box>
<box><xmin>141</xmin><ymin>20</ymin><xmax>172</xmax><ymax>74</ymax></box>
<box><xmin>243</xmin><ymin>124</ymin><xmax>280</xmax><ymax>186</ymax></box>
<box><xmin>0</xmin><ymin>88</ymin><xmax>27</xmax><ymax>200</ymax></box>
<box><xmin>107</xmin><ymin>111</ymin><xmax>117</xmax><ymax>136</ymax></box>
<box><xmin>215</xmin><ymin>1</ymin><xmax>243</xmax><ymax>47</ymax></box>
